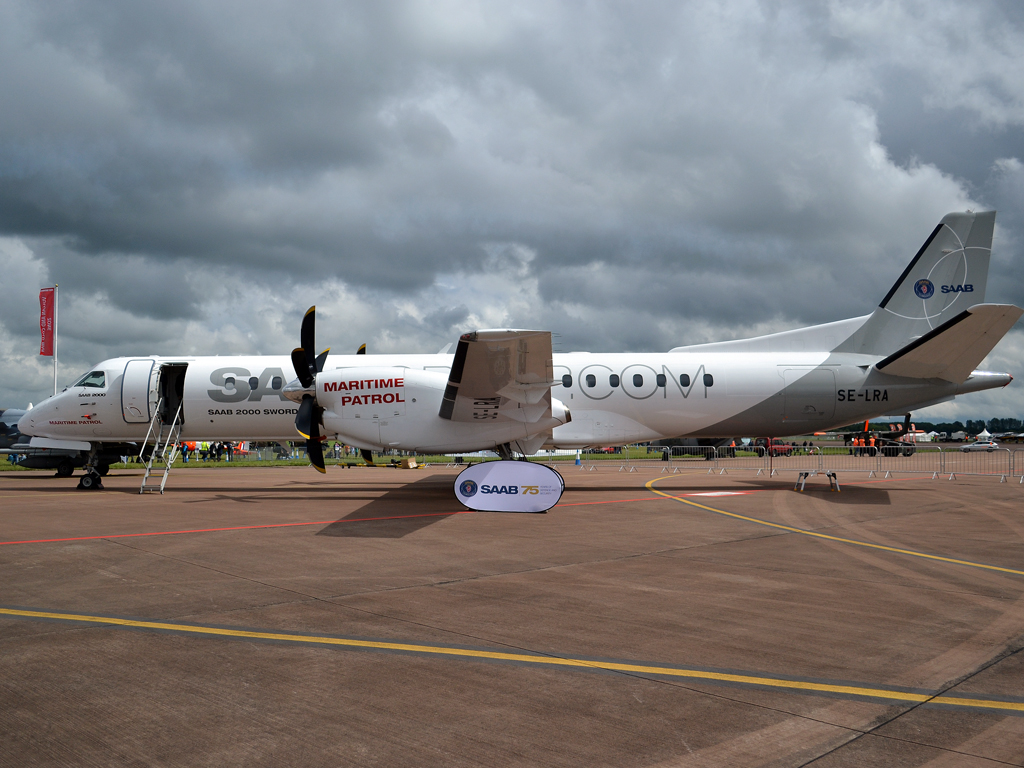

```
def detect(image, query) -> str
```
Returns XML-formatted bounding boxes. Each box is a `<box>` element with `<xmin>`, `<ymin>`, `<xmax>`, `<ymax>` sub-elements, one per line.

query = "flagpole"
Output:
<box><xmin>53</xmin><ymin>283</ymin><xmax>58</xmax><ymax>396</ymax></box>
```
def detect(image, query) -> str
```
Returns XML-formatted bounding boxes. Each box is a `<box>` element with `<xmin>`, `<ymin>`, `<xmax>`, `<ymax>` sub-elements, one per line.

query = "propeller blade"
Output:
<box><xmin>315</xmin><ymin>348</ymin><xmax>330</xmax><ymax>373</ymax></box>
<box><xmin>356</xmin><ymin>343</ymin><xmax>366</xmax><ymax>355</ymax></box>
<box><xmin>291</xmin><ymin>348</ymin><xmax>314</xmax><ymax>388</ymax></box>
<box><xmin>307</xmin><ymin>434</ymin><xmax>326</xmax><ymax>474</ymax></box>
<box><xmin>295</xmin><ymin>395</ymin><xmax>315</xmax><ymax>439</ymax></box>
<box><xmin>300</xmin><ymin>306</ymin><xmax>317</xmax><ymax>377</ymax></box>
<box><xmin>293</xmin><ymin>308</ymin><xmax>327</xmax><ymax>476</ymax></box>
<box><xmin>361</xmin><ymin>448</ymin><xmax>374</xmax><ymax>465</ymax></box>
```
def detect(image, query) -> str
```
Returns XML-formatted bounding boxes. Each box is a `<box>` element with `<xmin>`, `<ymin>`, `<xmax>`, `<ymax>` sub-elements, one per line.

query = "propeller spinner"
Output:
<box><xmin>289</xmin><ymin>306</ymin><xmax>330</xmax><ymax>474</ymax></box>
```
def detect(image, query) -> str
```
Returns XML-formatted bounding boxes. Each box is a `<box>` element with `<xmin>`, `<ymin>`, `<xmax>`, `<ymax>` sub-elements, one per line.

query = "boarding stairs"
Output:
<box><xmin>139</xmin><ymin>399</ymin><xmax>183</xmax><ymax>494</ymax></box>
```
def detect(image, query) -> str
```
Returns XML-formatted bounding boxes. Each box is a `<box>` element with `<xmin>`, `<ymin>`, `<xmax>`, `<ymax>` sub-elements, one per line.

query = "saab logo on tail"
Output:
<box><xmin>941</xmin><ymin>284</ymin><xmax>974</xmax><ymax>294</ymax></box>
<box><xmin>914</xmin><ymin>279</ymin><xmax>934</xmax><ymax>299</ymax></box>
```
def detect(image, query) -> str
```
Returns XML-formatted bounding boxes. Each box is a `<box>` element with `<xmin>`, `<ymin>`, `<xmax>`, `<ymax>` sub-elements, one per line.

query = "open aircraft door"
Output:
<box><xmin>121</xmin><ymin>360</ymin><xmax>157</xmax><ymax>423</ymax></box>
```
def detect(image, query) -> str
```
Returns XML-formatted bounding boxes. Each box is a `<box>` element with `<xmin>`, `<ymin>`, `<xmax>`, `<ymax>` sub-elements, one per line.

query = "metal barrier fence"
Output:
<box><xmin>606</xmin><ymin>444</ymin><xmax>1023</xmax><ymax>482</ymax></box>
<box><xmin>418</xmin><ymin>444</ymin><xmax>1023</xmax><ymax>483</ymax></box>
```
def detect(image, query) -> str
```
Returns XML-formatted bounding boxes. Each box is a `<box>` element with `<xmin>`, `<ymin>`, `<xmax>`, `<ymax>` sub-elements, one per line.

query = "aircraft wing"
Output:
<box><xmin>875</xmin><ymin>304</ymin><xmax>1023</xmax><ymax>382</ymax></box>
<box><xmin>439</xmin><ymin>330</ymin><xmax>556</xmax><ymax>423</ymax></box>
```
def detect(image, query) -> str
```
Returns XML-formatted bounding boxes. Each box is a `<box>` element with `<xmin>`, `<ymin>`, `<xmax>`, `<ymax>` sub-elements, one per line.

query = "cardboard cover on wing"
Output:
<box><xmin>438</xmin><ymin>329</ymin><xmax>556</xmax><ymax>422</ymax></box>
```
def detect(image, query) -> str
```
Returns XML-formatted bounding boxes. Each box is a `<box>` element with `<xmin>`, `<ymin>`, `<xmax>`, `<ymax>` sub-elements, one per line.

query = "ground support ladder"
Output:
<box><xmin>139</xmin><ymin>401</ymin><xmax>183</xmax><ymax>494</ymax></box>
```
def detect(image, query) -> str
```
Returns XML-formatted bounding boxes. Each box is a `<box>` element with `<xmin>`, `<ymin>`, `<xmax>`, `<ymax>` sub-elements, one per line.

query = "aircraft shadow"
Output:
<box><xmin>316</xmin><ymin>474</ymin><xmax>464</xmax><ymax>539</ymax></box>
<box><xmin>792</xmin><ymin>484</ymin><xmax>891</xmax><ymax>505</ymax></box>
<box><xmin>731</xmin><ymin>479</ymin><xmax>892</xmax><ymax>506</ymax></box>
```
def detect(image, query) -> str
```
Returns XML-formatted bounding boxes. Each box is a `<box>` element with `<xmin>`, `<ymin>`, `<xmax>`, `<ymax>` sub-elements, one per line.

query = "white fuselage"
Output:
<box><xmin>18</xmin><ymin>350</ymin><xmax>997</xmax><ymax>453</ymax></box>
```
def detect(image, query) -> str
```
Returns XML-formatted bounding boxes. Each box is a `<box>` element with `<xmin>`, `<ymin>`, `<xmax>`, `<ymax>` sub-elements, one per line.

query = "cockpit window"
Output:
<box><xmin>73</xmin><ymin>371</ymin><xmax>106</xmax><ymax>388</ymax></box>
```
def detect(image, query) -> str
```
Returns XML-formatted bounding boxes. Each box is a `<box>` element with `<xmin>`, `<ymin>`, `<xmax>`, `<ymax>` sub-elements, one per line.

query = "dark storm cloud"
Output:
<box><xmin>1</xmin><ymin>0</ymin><xmax>1023</xmax><ymax>419</ymax></box>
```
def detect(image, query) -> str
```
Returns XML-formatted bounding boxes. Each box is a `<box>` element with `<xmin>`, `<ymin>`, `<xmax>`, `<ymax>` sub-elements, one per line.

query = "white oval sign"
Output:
<box><xmin>454</xmin><ymin>461</ymin><xmax>565</xmax><ymax>513</ymax></box>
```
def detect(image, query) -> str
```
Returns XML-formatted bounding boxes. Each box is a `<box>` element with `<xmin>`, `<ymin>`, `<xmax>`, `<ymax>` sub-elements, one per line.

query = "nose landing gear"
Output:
<box><xmin>76</xmin><ymin>446</ymin><xmax>104</xmax><ymax>490</ymax></box>
<box><xmin>77</xmin><ymin>470</ymin><xmax>103</xmax><ymax>490</ymax></box>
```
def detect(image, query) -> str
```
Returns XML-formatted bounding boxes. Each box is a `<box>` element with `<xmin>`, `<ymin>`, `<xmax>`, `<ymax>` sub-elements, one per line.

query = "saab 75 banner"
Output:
<box><xmin>454</xmin><ymin>461</ymin><xmax>564</xmax><ymax>513</ymax></box>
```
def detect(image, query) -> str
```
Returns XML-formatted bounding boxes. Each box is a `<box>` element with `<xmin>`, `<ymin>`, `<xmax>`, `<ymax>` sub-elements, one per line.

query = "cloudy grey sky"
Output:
<box><xmin>2</xmin><ymin>0</ymin><xmax>1023</xmax><ymax>422</ymax></box>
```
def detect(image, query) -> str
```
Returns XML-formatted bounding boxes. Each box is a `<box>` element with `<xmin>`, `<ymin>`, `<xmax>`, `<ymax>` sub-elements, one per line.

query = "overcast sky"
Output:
<box><xmin>2</xmin><ymin>0</ymin><xmax>1023</xmax><ymax>422</ymax></box>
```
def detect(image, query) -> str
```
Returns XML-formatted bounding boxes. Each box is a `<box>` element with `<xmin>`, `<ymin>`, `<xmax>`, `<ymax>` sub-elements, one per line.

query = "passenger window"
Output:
<box><xmin>74</xmin><ymin>371</ymin><xmax>106</xmax><ymax>388</ymax></box>
<box><xmin>248</xmin><ymin>376</ymin><xmax>259</xmax><ymax>390</ymax></box>
<box><xmin>272</xmin><ymin>376</ymin><xmax>283</xmax><ymax>390</ymax></box>
<box><xmin>586</xmin><ymin>374</ymin><xmax>596</xmax><ymax>388</ymax></box>
<box><xmin>656</xmin><ymin>373</ymin><xmax>666</xmax><ymax>387</ymax></box>
<box><xmin>609</xmin><ymin>374</ymin><xmax>620</xmax><ymax>387</ymax></box>
<box><xmin>703</xmin><ymin>373</ymin><xmax>714</xmax><ymax>387</ymax></box>
<box><xmin>632</xmin><ymin>374</ymin><xmax>643</xmax><ymax>387</ymax></box>
<box><xmin>561</xmin><ymin>374</ymin><xmax>572</xmax><ymax>388</ymax></box>
<box><xmin>680</xmin><ymin>374</ymin><xmax>690</xmax><ymax>387</ymax></box>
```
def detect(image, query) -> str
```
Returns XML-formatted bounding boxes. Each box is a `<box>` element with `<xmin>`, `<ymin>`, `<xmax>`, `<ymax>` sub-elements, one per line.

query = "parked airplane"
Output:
<box><xmin>16</xmin><ymin>211</ymin><xmax>1022</xmax><ymax>490</ymax></box>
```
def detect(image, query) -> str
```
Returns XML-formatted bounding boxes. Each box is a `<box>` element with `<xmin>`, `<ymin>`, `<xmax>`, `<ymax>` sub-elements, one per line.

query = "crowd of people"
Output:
<box><xmin>175</xmin><ymin>441</ymin><xmax>363</xmax><ymax>463</ymax></box>
<box><xmin>178</xmin><ymin>441</ymin><xmax>237</xmax><ymax>462</ymax></box>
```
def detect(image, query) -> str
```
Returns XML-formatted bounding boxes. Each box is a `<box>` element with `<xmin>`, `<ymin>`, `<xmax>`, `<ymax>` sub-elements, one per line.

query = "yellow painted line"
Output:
<box><xmin>2</xmin><ymin>607</ymin><xmax>1021</xmax><ymax>713</ymax></box>
<box><xmin>646</xmin><ymin>477</ymin><xmax>1024</xmax><ymax>577</ymax></box>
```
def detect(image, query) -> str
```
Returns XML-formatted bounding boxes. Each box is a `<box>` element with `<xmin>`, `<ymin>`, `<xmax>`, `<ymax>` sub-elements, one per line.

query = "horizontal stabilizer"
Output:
<box><xmin>875</xmin><ymin>304</ymin><xmax>1023</xmax><ymax>382</ymax></box>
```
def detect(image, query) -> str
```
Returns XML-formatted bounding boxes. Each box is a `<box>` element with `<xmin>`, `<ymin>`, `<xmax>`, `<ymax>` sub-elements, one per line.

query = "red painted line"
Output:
<box><xmin>6</xmin><ymin>476</ymin><xmax>910</xmax><ymax>547</ymax></box>
<box><xmin>554</xmin><ymin>496</ymin><xmax>665</xmax><ymax>507</ymax></box>
<box><xmin>0</xmin><ymin>511</ymin><xmax>475</xmax><ymax>546</ymax></box>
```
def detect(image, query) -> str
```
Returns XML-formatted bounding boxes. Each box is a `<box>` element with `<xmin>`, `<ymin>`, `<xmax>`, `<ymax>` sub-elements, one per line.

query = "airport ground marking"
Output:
<box><xmin>0</xmin><ymin>511</ymin><xmax>475</xmax><ymax>547</ymax></box>
<box><xmin>554</xmin><ymin>496</ymin><xmax>667</xmax><ymax>507</ymax></box>
<box><xmin>646</xmin><ymin>477</ymin><xmax>1024</xmax><ymax>577</ymax></box>
<box><xmin>2</xmin><ymin>606</ymin><xmax>1022</xmax><ymax>714</ymax></box>
<box><xmin>0</xmin><ymin>493</ymin><xmax>688</xmax><ymax>548</ymax></box>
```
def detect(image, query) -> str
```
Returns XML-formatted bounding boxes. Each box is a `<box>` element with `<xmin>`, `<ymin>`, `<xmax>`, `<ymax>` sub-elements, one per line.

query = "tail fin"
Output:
<box><xmin>835</xmin><ymin>211</ymin><xmax>995</xmax><ymax>356</ymax></box>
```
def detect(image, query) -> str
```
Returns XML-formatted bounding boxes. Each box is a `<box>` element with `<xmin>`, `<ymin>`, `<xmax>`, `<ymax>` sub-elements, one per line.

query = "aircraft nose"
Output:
<box><xmin>17</xmin><ymin>409</ymin><xmax>35</xmax><ymax>436</ymax></box>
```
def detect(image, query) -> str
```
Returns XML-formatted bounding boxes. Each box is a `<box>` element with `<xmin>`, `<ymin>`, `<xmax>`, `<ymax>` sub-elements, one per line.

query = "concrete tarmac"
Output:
<box><xmin>2</xmin><ymin>465</ymin><xmax>1023</xmax><ymax>767</ymax></box>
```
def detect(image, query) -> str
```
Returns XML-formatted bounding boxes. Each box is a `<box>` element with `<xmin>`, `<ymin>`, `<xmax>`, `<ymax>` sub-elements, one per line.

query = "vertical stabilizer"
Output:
<box><xmin>835</xmin><ymin>211</ymin><xmax>994</xmax><ymax>356</ymax></box>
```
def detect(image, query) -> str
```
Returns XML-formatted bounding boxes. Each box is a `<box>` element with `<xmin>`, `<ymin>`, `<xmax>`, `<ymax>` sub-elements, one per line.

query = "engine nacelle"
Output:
<box><xmin>316</xmin><ymin>366</ymin><xmax>569</xmax><ymax>453</ymax></box>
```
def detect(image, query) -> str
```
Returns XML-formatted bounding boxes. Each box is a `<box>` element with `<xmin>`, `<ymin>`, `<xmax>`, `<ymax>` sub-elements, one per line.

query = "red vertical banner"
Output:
<box><xmin>39</xmin><ymin>287</ymin><xmax>55</xmax><ymax>356</ymax></box>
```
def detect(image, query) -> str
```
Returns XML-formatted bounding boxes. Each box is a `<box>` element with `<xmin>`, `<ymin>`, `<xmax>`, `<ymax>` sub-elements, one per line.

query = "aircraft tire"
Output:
<box><xmin>56</xmin><ymin>459</ymin><xmax>74</xmax><ymax>478</ymax></box>
<box><xmin>77</xmin><ymin>473</ymin><xmax>103</xmax><ymax>490</ymax></box>
<box><xmin>97</xmin><ymin>464</ymin><xmax>110</xmax><ymax>476</ymax></box>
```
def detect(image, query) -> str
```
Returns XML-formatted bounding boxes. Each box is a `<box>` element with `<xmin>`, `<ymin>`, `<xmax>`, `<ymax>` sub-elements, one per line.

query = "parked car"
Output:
<box><xmin>960</xmin><ymin>441</ymin><xmax>1000</xmax><ymax>452</ymax></box>
<box><xmin>753</xmin><ymin>438</ymin><xmax>794</xmax><ymax>457</ymax></box>
<box><xmin>879</xmin><ymin>439</ymin><xmax>916</xmax><ymax>458</ymax></box>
